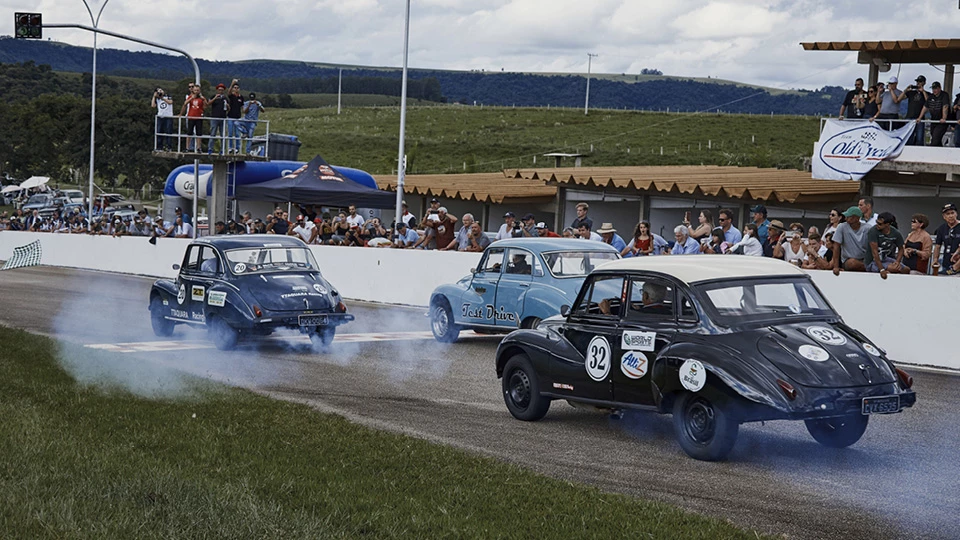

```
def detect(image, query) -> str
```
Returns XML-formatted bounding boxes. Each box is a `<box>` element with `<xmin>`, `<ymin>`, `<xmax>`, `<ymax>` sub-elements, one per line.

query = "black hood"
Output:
<box><xmin>754</xmin><ymin>321</ymin><xmax>896</xmax><ymax>388</ymax></box>
<box><xmin>246</xmin><ymin>273</ymin><xmax>337</xmax><ymax>312</ymax></box>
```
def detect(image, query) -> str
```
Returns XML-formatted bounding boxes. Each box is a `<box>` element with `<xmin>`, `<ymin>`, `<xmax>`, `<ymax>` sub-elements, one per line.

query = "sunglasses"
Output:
<box><xmin>829</xmin><ymin>213</ymin><xmax>839</xmax><ymax>217</ymax></box>
<box><xmin>911</xmin><ymin>219</ymin><xmax>921</xmax><ymax>223</ymax></box>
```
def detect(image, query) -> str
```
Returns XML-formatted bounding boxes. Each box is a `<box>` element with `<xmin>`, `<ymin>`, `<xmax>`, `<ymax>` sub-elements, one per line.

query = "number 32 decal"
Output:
<box><xmin>586</xmin><ymin>336</ymin><xmax>612</xmax><ymax>381</ymax></box>
<box><xmin>805</xmin><ymin>326</ymin><xmax>847</xmax><ymax>346</ymax></box>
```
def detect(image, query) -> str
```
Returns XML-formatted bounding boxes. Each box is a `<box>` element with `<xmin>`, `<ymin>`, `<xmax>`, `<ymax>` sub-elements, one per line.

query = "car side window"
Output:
<box><xmin>574</xmin><ymin>275</ymin><xmax>626</xmax><ymax>318</ymax></box>
<box><xmin>182</xmin><ymin>245</ymin><xmax>201</xmax><ymax>273</ymax></box>
<box><xmin>198</xmin><ymin>247</ymin><xmax>220</xmax><ymax>275</ymax></box>
<box><xmin>624</xmin><ymin>278</ymin><xmax>674</xmax><ymax>321</ymax></box>
<box><xmin>504</xmin><ymin>248</ymin><xmax>534</xmax><ymax>275</ymax></box>
<box><xmin>678</xmin><ymin>292</ymin><xmax>698</xmax><ymax>323</ymax></box>
<box><xmin>479</xmin><ymin>248</ymin><xmax>504</xmax><ymax>274</ymax></box>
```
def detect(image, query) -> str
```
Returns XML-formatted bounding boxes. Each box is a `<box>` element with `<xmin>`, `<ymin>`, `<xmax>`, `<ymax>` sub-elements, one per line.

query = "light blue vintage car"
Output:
<box><xmin>428</xmin><ymin>238</ymin><xmax>621</xmax><ymax>342</ymax></box>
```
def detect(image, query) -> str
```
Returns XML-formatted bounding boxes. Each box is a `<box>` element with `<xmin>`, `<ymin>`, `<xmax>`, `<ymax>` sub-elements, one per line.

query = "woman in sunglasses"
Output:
<box><xmin>823</xmin><ymin>207</ymin><xmax>843</xmax><ymax>238</ymax></box>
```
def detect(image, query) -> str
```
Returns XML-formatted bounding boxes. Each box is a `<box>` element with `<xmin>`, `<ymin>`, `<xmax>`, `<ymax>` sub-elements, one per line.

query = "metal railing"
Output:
<box><xmin>153</xmin><ymin>115</ymin><xmax>271</xmax><ymax>157</ymax></box>
<box><xmin>819</xmin><ymin>117</ymin><xmax>960</xmax><ymax>146</ymax></box>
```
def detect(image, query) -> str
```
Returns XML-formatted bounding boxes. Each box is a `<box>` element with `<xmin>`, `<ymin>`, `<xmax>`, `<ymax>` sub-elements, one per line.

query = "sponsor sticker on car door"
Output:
<box><xmin>622</xmin><ymin>330</ymin><xmax>656</xmax><ymax>351</ymax></box>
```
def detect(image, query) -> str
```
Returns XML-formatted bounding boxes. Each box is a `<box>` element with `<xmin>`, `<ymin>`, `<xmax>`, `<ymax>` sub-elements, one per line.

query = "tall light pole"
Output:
<box><xmin>584</xmin><ymin>53</ymin><xmax>597</xmax><ymax>116</ymax></box>
<box><xmin>81</xmin><ymin>0</ymin><xmax>110</xmax><ymax>228</ymax></box>
<box><xmin>394</xmin><ymin>0</ymin><xmax>411</xmax><ymax>228</ymax></box>
<box><xmin>337</xmin><ymin>67</ymin><xmax>342</xmax><ymax>115</ymax></box>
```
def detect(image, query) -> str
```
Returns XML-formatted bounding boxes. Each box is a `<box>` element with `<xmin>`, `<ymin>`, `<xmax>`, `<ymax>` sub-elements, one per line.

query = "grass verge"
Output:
<box><xmin>0</xmin><ymin>326</ymin><xmax>764</xmax><ymax>539</ymax></box>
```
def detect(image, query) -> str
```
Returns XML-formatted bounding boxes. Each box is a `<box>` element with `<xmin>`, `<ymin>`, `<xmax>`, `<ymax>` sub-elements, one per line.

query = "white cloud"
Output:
<box><xmin>2</xmin><ymin>0</ymin><xmax>960</xmax><ymax>89</ymax></box>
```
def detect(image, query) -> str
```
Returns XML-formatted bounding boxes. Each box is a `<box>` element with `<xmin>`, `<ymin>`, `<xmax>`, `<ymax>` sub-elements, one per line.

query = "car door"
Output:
<box><xmin>611</xmin><ymin>276</ymin><xmax>682</xmax><ymax>406</ymax></box>
<box><xmin>461</xmin><ymin>247</ymin><xmax>503</xmax><ymax>326</ymax></box>
<box><xmin>177</xmin><ymin>245</ymin><xmax>218</xmax><ymax>324</ymax></box>
<box><xmin>494</xmin><ymin>248</ymin><xmax>537</xmax><ymax>327</ymax></box>
<box><xmin>550</xmin><ymin>274</ymin><xmax>625</xmax><ymax>402</ymax></box>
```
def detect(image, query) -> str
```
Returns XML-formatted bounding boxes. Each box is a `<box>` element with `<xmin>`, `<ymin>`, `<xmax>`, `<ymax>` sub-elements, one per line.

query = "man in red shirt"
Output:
<box><xmin>180</xmin><ymin>84</ymin><xmax>206</xmax><ymax>152</ymax></box>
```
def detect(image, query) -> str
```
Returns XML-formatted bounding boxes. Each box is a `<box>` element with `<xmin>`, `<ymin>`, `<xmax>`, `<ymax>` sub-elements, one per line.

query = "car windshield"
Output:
<box><xmin>27</xmin><ymin>195</ymin><xmax>49</xmax><ymax>204</ymax></box>
<box><xmin>697</xmin><ymin>277</ymin><xmax>837</xmax><ymax>325</ymax></box>
<box><xmin>224</xmin><ymin>246</ymin><xmax>320</xmax><ymax>275</ymax></box>
<box><xmin>542</xmin><ymin>250</ymin><xmax>619</xmax><ymax>278</ymax></box>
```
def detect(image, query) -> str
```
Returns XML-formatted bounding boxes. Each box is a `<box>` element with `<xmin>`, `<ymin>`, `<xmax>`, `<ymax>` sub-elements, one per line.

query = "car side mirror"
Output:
<box><xmin>470</xmin><ymin>267</ymin><xmax>477</xmax><ymax>274</ymax></box>
<box><xmin>560</xmin><ymin>305</ymin><xmax>570</xmax><ymax>317</ymax></box>
<box><xmin>172</xmin><ymin>264</ymin><xmax>180</xmax><ymax>271</ymax></box>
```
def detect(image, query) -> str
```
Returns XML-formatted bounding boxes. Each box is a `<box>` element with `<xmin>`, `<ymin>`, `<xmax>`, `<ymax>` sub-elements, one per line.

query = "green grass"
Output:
<box><xmin>289</xmin><ymin>93</ymin><xmax>441</xmax><ymax>109</ymax></box>
<box><xmin>263</xmin><ymin>106</ymin><xmax>819</xmax><ymax>175</ymax></box>
<box><xmin>0</xmin><ymin>326</ymin><xmax>764</xmax><ymax>539</ymax></box>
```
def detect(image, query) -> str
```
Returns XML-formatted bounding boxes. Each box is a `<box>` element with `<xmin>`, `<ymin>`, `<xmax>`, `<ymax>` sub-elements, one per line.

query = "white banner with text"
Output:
<box><xmin>813</xmin><ymin>120</ymin><xmax>915</xmax><ymax>181</ymax></box>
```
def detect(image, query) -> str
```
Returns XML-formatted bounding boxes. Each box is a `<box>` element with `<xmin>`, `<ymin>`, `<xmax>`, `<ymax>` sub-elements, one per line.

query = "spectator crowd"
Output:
<box><xmin>839</xmin><ymin>74</ymin><xmax>958</xmax><ymax>147</ymax></box>
<box><xmin>151</xmin><ymin>79</ymin><xmax>266</xmax><ymax>155</ymax></box>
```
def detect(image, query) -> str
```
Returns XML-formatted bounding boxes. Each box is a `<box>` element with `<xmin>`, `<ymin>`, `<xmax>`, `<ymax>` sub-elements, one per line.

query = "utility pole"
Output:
<box><xmin>337</xmin><ymin>67</ymin><xmax>342</xmax><ymax>115</ymax></box>
<box><xmin>584</xmin><ymin>53</ymin><xmax>598</xmax><ymax>116</ymax></box>
<box><xmin>394</xmin><ymin>0</ymin><xmax>411</xmax><ymax>228</ymax></box>
<box><xmin>81</xmin><ymin>0</ymin><xmax>110</xmax><ymax>230</ymax></box>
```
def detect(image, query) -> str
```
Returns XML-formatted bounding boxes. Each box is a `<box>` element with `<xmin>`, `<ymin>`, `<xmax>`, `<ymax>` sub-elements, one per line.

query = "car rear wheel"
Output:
<box><xmin>502</xmin><ymin>354</ymin><xmax>550</xmax><ymax>421</ymax></box>
<box><xmin>805</xmin><ymin>414</ymin><xmax>869</xmax><ymax>448</ymax></box>
<box><xmin>430</xmin><ymin>301</ymin><xmax>460</xmax><ymax>343</ymax></box>
<box><xmin>310</xmin><ymin>326</ymin><xmax>336</xmax><ymax>350</ymax></box>
<box><xmin>673</xmin><ymin>392</ymin><xmax>739</xmax><ymax>461</ymax></box>
<box><xmin>209</xmin><ymin>316</ymin><xmax>238</xmax><ymax>351</ymax></box>
<box><xmin>150</xmin><ymin>297</ymin><xmax>174</xmax><ymax>337</ymax></box>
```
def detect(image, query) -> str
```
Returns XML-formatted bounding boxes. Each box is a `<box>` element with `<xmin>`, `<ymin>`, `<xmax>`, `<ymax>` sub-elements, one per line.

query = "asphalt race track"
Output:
<box><xmin>1</xmin><ymin>266</ymin><xmax>956</xmax><ymax>539</ymax></box>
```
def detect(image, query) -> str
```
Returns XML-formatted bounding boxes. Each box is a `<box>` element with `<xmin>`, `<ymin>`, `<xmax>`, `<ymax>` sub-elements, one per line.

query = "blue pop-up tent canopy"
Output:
<box><xmin>234</xmin><ymin>155</ymin><xmax>395</xmax><ymax>208</ymax></box>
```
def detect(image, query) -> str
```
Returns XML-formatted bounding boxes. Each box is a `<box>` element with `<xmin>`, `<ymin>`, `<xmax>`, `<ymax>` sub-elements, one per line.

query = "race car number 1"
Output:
<box><xmin>586</xmin><ymin>336</ymin><xmax>612</xmax><ymax>381</ymax></box>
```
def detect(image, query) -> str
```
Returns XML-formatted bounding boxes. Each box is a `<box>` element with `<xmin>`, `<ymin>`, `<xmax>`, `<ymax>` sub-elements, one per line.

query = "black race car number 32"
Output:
<box><xmin>586</xmin><ymin>336</ymin><xmax>612</xmax><ymax>381</ymax></box>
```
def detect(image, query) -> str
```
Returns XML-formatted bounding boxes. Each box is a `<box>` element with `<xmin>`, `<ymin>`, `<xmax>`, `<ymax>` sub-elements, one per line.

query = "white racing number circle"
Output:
<box><xmin>234</xmin><ymin>263</ymin><xmax>246</xmax><ymax>274</ymax></box>
<box><xmin>585</xmin><ymin>336</ymin><xmax>612</xmax><ymax>382</ymax></box>
<box><xmin>313</xmin><ymin>283</ymin><xmax>327</xmax><ymax>294</ymax></box>
<box><xmin>798</xmin><ymin>344</ymin><xmax>830</xmax><ymax>362</ymax></box>
<box><xmin>805</xmin><ymin>326</ymin><xmax>848</xmax><ymax>347</ymax></box>
<box><xmin>862</xmin><ymin>343</ymin><xmax>881</xmax><ymax>357</ymax></box>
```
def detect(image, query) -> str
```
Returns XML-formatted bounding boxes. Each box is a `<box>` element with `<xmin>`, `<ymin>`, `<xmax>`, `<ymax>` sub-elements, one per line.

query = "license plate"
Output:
<box><xmin>862</xmin><ymin>395</ymin><xmax>900</xmax><ymax>415</ymax></box>
<box><xmin>299</xmin><ymin>315</ymin><xmax>328</xmax><ymax>326</ymax></box>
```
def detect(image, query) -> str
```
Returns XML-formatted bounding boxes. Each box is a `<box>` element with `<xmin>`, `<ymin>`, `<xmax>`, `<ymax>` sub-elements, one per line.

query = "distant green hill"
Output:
<box><xmin>0</xmin><ymin>36</ymin><xmax>847</xmax><ymax>115</ymax></box>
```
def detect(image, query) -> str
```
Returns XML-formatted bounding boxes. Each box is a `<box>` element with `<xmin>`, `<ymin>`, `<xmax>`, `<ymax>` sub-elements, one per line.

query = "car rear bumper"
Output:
<box><xmin>253</xmin><ymin>312</ymin><xmax>354</xmax><ymax>330</ymax></box>
<box><xmin>772</xmin><ymin>385</ymin><xmax>916</xmax><ymax>421</ymax></box>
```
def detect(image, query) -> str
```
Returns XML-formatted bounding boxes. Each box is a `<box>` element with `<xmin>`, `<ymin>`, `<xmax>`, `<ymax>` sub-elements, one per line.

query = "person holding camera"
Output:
<box><xmin>518</xmin><ymin>213</ymin><xmax>539</xmax><ymax>237</ymax></box>
<box><xmin>903</xmin><ymin>76</ymin><xmax>929</xmax><ymax>146</ymax></box>
<box><xmin>151</xmin><ymin>87</ymin><xmax>174</xmax><ymax>151</ymax></box>
<box><xmin>496</xmin><ymin>212</ymin><xmax>517</xmax><ymax>240</ymax></box>
<box><xmin>241</xmin><ymin>92</ymin><xmax>265</xmax><ymax>154</ymax></box>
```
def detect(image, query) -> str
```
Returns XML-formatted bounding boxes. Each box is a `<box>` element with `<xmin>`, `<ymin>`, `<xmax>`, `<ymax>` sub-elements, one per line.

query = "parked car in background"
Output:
<box><xmin>21</xmin><ymin>193</ymin><xmax>54</xmax><ymax>213</ymax></box>
<box><xmin>60</xmin><ymin>189</ymin><xmax>85</xmax><ymax>204</ymax></box>
<box><xmin>428</xmin><ymin>238</ymin><xmax>620</xmax><ymax>342</ymax></box>
<box><xmin>495</xmin><ymin>256</ymin><xmax>916</xmax><ymax>461</ymax></box>
<box><xmin>148</xmin><ymin>235</ymin><xmax>354</xmax><ymax>350</ymax></box>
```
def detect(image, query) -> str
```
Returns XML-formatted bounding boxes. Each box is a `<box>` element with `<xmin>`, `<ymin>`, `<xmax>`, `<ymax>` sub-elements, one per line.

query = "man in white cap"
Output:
<box><xmin>873</xmin><ymin>75</ymin><xmax>907</xmax><ymax>130</ymax></box>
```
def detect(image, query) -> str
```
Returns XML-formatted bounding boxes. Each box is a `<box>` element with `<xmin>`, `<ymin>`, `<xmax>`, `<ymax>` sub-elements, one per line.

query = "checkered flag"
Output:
<box><xmin>1</xmin><ymin>239</ymin><xmax>42</xmax><ymax>270</ymax></box>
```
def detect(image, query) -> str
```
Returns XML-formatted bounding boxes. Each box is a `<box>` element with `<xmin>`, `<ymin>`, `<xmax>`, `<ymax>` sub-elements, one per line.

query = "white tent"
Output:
<box><xmin>1</xmin><ymin>185</ymin><xmax>22</xmax><ymax>194</ymax></box>
<box><xmin>19</xmin><ymin>176</ymin><xmax>50</xmax><ymax>189</ymax></box>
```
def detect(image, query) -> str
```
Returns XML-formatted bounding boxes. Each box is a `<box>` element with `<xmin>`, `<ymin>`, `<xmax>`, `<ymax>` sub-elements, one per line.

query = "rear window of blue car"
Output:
<box><xmin>542</xmin><ymin>251</ymin><xmax>619</xmax><ymax>278</ymax></box>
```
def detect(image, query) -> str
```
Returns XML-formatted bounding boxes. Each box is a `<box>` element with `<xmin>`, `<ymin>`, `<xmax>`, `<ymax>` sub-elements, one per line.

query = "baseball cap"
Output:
<box><xmin>842</xmin><ymin>206</ymin><xmax>864</xmax><ymax>218</ymax></box>
<box><xmin>888</xmin><ymin>76</ymin><xmax>898</xmax><ymax>84</ymax></box>
<box><xmin>916</xmin><ymin>75</ymin><xmax>926</xmax><ymax>83</ymax></box>
<box><xmin>932</xmin><ymin>81</ymin><xmax>942</xmax><ymax>89</ymax></box>
<box><xmin>296</xmin><ymin>214</ymin><xmax>304</xmax><ymax>221</ymax></box>
<box><xmin>216</xmin><ymin>83</ymin><xmax>226</xmax><ymax>89</ymax></box>
<box><xmin>314</xmin><ymin>218</ymin><xmax>322</xmax><ymax>224</ymax></box>
<box><xmin>430</xmin><ymin>197</ymin><xmax>439</xmax><ymax>203</ymax></box>
<box><xmin>942</xmin><ymin>203</ymin><xmax>957</xmax><ymax>213</ymax></box>
<box><xmin>522</xmin><ymin>213</ymin><xmax>535</xmax><ymax>220</ymax></box>
<box><xmin>396</xmin><ymin>221</ymin><xmax>407</xmax><ymax>229</ymax></box>
<box><xmin>175</xmin><ymin>206</ymin><xmax>182</xmax><ymax>211</ymax></box>
<box><xmin>249</xmin><ymin>92</ymin><xmax>256</xmax><ymax>99</ymax></box>
<box><xmin>750</xmin><ymin>204</ymin><xmax>767</xmax><ymax>214</ymax></box>
<box><xmin>401</xmin><ymin>200</ymin><xmax>408</xmax><ymax>207</ymax></box>
<box><xmin>503</xmin><ymin>211</ymin><xmax>515</xmax><ymax>218</ymax></box>
<box><xmin>535</xmin><ymin>222</ymin><xmax>547</xmax><ymax>229</ymax></box>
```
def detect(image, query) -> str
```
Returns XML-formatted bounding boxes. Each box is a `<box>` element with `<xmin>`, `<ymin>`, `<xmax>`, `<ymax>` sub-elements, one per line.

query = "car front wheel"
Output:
<box><xmin>209</xmin><ymin>316</ymin><xmax>239</xmax><ymax>351</ymax></box>
<box><xmin>430</xmin><ymin>301</ymin><xmax>460</xmax><ymax>343</ymax></box>
<box><xmin>805</xmin><ymin>414</ymin><xmax>869</xmax><ymax>448</ymax></box>
<box><xmin>150</xmin><ymin>297</ymin><xmax>175</xmax><ymax>337</ymax></box>
<box><xmin>502</xmin><ymin>354</ymin><xmax>550</xmax><ymax>421</ymax></box>
<box><xmin>673</xmin><ymin>392</ymin><xmax>739</xmax><ymax>461</ymax></box>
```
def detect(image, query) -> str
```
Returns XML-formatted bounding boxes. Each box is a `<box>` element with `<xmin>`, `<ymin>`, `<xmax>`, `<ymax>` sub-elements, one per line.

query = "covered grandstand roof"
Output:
<box><xmin>800</xmin><ymin>39</ymin><xmax>960</xmax><ymax>64</ymax></box>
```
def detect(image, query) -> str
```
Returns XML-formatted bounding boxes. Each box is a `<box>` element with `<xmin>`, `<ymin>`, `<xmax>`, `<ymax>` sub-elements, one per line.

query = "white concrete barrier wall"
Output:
<box><xmin>0</xmin><ymin>231</ymin><xmax>953</xmax><ymax>370</ymax></box>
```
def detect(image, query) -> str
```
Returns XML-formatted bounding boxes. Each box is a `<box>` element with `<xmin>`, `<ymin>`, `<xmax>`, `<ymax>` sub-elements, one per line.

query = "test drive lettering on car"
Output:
<box><xmin>463</xmin><ymin>247</ymin><xmax>503</xmax><ymax>326</ymax></box>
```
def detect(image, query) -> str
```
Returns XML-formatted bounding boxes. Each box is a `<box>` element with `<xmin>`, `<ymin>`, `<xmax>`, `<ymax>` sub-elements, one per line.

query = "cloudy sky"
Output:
<box><xmin>3</xmin><ymin>0</ymin><xmax>960</xmax><ymax>90</ymax></box>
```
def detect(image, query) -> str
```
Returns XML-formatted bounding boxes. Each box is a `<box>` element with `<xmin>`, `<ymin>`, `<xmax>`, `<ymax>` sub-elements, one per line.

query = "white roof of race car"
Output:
<box><xmin>595</xmin><ymin>255</ymin><xmax>806</xmax><ymax>285</ymax></box>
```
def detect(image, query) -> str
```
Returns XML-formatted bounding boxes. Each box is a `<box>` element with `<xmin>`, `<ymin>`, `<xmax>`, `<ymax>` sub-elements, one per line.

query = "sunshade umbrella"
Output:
<box><xmin>19</xmin><ymin>176</ymin><xmax>50</xmax><ymax>189</ymax></box>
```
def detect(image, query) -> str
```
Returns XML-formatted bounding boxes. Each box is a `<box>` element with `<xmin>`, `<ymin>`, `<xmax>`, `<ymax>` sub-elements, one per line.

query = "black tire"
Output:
<box><xmin>805</xmin><ymin>414</ymin><xmax>869</xmax><ymax>448</ymax></box>
<box><xmin>209</xmin><ymin>316</ymin><xmax>239</xmax><ymax>351</ymax></box>
<box><xmin>430</xmin><ymin>301</ymin><xmax>460</xmax><ymax>343</ymax></box>
<box><xmin>502</xmin><ymin>354</ymin><xmax>550</xmax><ymax>421</ymax></box>
<box><xmin>521</xmin><ymin>316</ymin><xmax>541</xmax><ymax>329</ymax></box>
<box><xmin>672</xmin><ymin>392</ymin><xmax>740</xmax><ymax>461</ymax></box>
<box><xmin>310</xmin><ymin>326</ymin><xmax>336</xmax><ymax>350</ymax></box>
<box><xmin>149</xmin><ymin>297</ymin><xmax>174</xmax><ymax>337</ymax></box>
